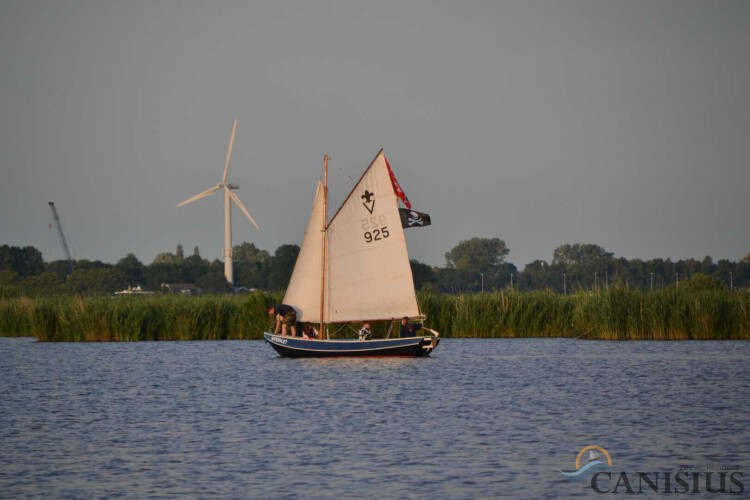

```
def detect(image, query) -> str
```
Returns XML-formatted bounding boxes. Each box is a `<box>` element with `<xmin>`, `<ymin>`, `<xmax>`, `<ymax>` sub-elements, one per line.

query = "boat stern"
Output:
<box><xmin>420</xmin><ymin>335</ymin><xmax>440</xmax><ymax>355</ymax></box>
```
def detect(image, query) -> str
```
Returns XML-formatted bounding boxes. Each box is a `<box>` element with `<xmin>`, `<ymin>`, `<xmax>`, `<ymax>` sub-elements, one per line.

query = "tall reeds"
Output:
<box><xmin>418</xmin><ymin>286</ymin><xmax>750</xmax><ymax>340</ymax></box>
<box><xmin>0</xmin><ymin>287</ymin><xmax>748</xmax><ymax>341</ymax></box>
<box><xmin>0</xmin><ymin>292</ymin><xmax>281</xmax><ymax>342</ymax></box>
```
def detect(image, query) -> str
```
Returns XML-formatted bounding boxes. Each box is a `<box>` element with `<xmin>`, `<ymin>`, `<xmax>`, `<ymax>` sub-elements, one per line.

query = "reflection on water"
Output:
<box><xmin>1</xmin><ymin>338</ymin><xmax>748</xmax><ymax>498</ymax></box>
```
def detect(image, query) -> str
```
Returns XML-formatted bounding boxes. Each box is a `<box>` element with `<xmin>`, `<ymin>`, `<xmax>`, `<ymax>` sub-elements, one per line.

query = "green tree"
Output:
<box><xmin>444</xmin><ymin>238</ymin><xmax>510</xmax><ymax>291</ymax></box>
<box><xmin>517</xmin><ymin>260</ymin><xmax>561</xmax><ymax>291</ymax></box>
<box><xmin>268</xmin><ymin>244</ymin><xmax>300</xmax><ymax>290</ymax></box>
<box><xmin>115</xmin><ymin>253</ymin><xmax>145</xmax><ymax>285</ymax></box>
<box><xmin>45</xmin><ymin>260</ymin><xmax>73</xmax><ymax>281</ymax></box>
<box><xmin>233</xmin><ymin>242</ymin><xmax>270</xmax><ymax>263</ymax></box>
<box><xmin>736</xmin><ymin>259</ymin><xmax>750</xmax><ymax>288</ymax></box>
<box><xmin>234</xmin><ymin>242</ymin><xmax>270</xmax><ymax>289</ymax></box>
<box><xmin>648</xmin><ymin>258</ymin><xmax>673</xmax><ymax>289</ymax></box>
<box><xmin>235</xmin><ymin>260</ymin><xmax>269</xmax><ymax>289</ymax></box>
<box><xmin>621</xmin><ymin>258</ymin><xmax>647</xmax><ymax>288</ymax></box>
<box><xmin>176</xmin><ymin>244</ymin><xmax>184</xmax><ymax>263</ymax></box>
<box><xmin>432</xmin><ymin>267</ymin><xmax>465</xmax><ymax>293</ymax></box>
<box><xmin>74</xmin><ymin>259</ymin><xmax>111</xmax><ymax>270</ymax></box>
<box><xmin>410</xmin><ymin>259</ymin><xmax>435</xmax><ymax>291</ymax></box>
<box><xmin>445</xmin><ymin>238</ymin><xmax>509</xmax><ymax>272</ymax></box>
<box><xmin>20</xmin><ymin>272</ymin><xmax>66</xmax><ymax>296</ymax></box>
<box><xmin>552</xmin><ymin>243</ymin><xmax>614</xmax><ymax>289</ymax></box>
<box><xmin>67</xmin><ymin>268</ymin><xmax>127</xmax><ymax>295</ymax></box>
<box><xmin>152</xmin><ymin>252</ymin><xmax>176</xmax><ymax>265</ymax></box>
<box><xmin>716</xmin><ymin>259</ymin><xmax>735</xmax><ymax>288</ymax></box>
<box><xmin>681</xmin><ymin>273</ymin><xmax>726</xmax><ymax>291</ymax></box>
<box><xmin>552</xmin><ymin>243</ymin><xmax>613</xmax><ymax>267</ymax></box>
<box><xmin>181</xmin><ymin>254</ymin><xmax>210</xmax><ymax>284</ymax></box>
<box><xmin>196</xmin><ymin>271</ymin><xmax>231</xmax><ymax>293</ymax></box>
<box><xmin>143</xmin><ymin>263</ymin><xmax>185</xmax><ymax>290</ymax></box>
<box><xmin>0</xmin><ymin>245</ymin><xmax>44</xmax><ymax>277</ymax></box>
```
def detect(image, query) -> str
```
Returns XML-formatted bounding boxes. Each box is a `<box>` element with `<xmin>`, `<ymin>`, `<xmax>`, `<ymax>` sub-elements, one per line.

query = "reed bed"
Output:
<box><xmin>0</xmin><ymin>293</ymin><xmax>282</xmax><ymax>342</ymax></box>
<box><xmin>0</xmin><ymin>287</ymin><xmax>748</xmax><ymax>341</ymax></box>
<box><xmin>425</xmin><ymin>287</ymin><xmax>750</xmax><ymax>340</ymax></box>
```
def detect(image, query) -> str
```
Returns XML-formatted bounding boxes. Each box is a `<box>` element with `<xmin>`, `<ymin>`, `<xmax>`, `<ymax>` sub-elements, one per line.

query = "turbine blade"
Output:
<box><xmin>177</xmin><ymin>185</ymin><xmax>221</xmax><ymax>207</ymax></box>
<box><xmin>225</xmin><ymin>186</ymin><xmax>259</xmax><ymax>229</ymax></box>
<box><xmin>222</xmin><ymin>119</ymin><xmax>237</xmax><ymax>184</ymax></box>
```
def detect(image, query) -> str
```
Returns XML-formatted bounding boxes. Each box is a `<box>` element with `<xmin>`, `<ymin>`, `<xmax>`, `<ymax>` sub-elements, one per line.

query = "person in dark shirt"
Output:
<box><xmin>400</xmin><ymin>316</ymin><xmax>422</xmax><ymax>338</ymax></box>
<box><xmin>267</xmin><ymin>304</ymin><xmax>297</xmax><ymax>337</ymax></box>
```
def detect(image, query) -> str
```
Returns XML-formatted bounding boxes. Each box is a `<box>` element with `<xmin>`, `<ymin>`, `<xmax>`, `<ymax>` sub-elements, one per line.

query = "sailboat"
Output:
<box><xmin>264</xmin><ymin>150</ymin><xmax>440</xmax><ymax>357</ymax></box>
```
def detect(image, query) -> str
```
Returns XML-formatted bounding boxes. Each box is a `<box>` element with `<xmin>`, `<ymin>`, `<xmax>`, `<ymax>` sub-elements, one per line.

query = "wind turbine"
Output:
<box><xmin>177</xmin><ymin>119</ymin><xmax>259</xmax><ymax>286</ymax></box>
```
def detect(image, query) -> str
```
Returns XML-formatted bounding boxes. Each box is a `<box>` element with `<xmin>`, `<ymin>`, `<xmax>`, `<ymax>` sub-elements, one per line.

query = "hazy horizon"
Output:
<box><xmin>2</xmin><ymin>1</ymin><xmax>748</xmax><ymax>270</ymax></box>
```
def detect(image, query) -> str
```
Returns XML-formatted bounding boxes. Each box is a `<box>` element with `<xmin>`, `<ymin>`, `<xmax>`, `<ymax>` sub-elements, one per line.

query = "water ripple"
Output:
<box><xmin>1</xmin><ymin>337</ymin><xmax>749</xmax><ymax>497</ymax></box>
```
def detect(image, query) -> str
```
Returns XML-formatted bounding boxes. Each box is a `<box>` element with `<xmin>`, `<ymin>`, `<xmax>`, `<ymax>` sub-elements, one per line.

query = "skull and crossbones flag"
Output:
<box><xmin>399</xmin><ymin>208</ymin><xmax>432</xmax><ymax>229</ymax></box>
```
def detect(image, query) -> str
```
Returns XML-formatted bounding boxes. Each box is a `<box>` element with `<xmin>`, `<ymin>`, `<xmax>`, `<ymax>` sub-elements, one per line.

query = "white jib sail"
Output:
<box><xmin>325</xmin><ymin>151</ymin><xmax>420</xmax><ymax>322</ymax></box>
<box><xmin>283</xmin><ymin>180</ymin><xmax>325</xmax><ymax>322</ymax></box>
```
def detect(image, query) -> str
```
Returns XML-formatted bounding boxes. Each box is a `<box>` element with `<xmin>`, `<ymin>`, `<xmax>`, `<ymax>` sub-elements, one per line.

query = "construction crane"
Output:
<box><xmin>48</xmin><ymin>202</ymin><xmax>74</xmax><ymax>275</ymax></box>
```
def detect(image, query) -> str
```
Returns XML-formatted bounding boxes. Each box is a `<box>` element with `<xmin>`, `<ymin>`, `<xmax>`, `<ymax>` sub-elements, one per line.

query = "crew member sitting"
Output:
<box><xmin>302</xmin><ymin>323</ymin><xmax>319</xmax><ymax>340</ymax></box>
<box><xmin>358</xmin><ymin>321</ymin><xmax>373</xmax><ymax>341</ymax></box>
<box><xmin>399</xmin><ymin>317</ymin><xmax>422</xmax><ymax>338</ymax></box>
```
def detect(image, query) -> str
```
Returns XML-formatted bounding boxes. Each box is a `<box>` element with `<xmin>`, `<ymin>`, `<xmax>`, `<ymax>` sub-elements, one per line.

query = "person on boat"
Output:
<box><xmin>358</xmin><ymin>321</ymin><xmax>373</xmax><ymax>341</ymax></box>
<box><xmin>268</xmin><ymin>304</ymin><xmax>297</xmax><ymax>337</ymax></box>
<box><xmin>301</xmin><ymin>323</ymin><xmax>318</xmax><ymax>340</ymax></box>
<box><xmin>400</xmin><ymin>317</ymin><xmax>422</xmax><ymax>338</ymax></box>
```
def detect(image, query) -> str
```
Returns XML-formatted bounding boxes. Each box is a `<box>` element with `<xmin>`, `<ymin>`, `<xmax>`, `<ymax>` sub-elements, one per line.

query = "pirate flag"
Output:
<box><xmin>399</xmin><ymin>208</ymin><xmax>432</xmax><ymax>229</ymax></box>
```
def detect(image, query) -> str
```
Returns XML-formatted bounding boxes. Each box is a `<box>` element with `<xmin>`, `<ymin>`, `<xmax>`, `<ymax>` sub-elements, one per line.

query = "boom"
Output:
<box><xmin>48</xmin><ymin>202</ymin><xmax>73</xmax><ymax>275</ymax></box>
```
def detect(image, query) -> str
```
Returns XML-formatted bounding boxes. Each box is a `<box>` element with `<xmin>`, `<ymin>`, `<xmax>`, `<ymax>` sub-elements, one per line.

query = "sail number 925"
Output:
<box><xmin>362</xmin><ymin>216</ymin><xmax>389</xmax><ymax>244</ymax></box>
<box><xmin>364</xmin><ymin>227</ymin><xmax>389</xmax><ymax>243</ymax></box>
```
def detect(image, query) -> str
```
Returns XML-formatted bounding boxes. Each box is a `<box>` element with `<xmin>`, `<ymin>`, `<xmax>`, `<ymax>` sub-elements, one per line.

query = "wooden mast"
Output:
<box><xmin>319</xmin><ymin>155</ymin><xmax>328</xmax><ymax>339</ymax></box>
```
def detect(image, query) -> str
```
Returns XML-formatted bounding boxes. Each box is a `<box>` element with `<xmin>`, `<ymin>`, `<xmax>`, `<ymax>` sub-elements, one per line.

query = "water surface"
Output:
<box><xmin>1</xmin><ymin>338</ymin><xmax>748</xmax><ymax>497</ymax></box>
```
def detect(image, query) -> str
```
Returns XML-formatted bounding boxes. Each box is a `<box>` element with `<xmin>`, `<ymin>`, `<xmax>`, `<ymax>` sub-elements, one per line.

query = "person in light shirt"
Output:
<box><xmin>358</xmin><ymin>321</ymin><xmax>373</xmax><ymax>341</ymax></box>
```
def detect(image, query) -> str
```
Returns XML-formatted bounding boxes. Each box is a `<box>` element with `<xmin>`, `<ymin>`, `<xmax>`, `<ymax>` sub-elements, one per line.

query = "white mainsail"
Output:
<box><xmin>325</xmin><ymin>151</ymin><xmax>420</xmax><ymax>322</ymax></box>
<box><xmin>283</xmin><ymin>151</ymin><xmax>421</xmax><ymax>324</ymax></box>
<box><xmin>282</xmin><ymin>180</ymin><xmax>325</xmax><ymax>322</ymax></box>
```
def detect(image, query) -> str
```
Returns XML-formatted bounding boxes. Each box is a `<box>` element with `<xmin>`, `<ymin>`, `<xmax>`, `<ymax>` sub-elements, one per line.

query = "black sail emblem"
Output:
<box><xmin>361</xmin><ymin>190</ymin><xmax>375</xmax><ymax>214</ymax></box>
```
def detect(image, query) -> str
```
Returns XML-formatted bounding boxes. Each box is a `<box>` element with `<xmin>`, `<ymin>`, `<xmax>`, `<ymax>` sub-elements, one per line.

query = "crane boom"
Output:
<box><xmin>48</xmin><ymin>202</ymin><xmax>73</xmax><ymax>275</ymax></box>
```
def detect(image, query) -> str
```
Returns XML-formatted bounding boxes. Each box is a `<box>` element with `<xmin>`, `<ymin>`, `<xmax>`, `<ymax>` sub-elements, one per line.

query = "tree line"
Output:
<box><xmin>1</xmin><ymin>239</ymin><xmax>749</xmax><ymax>297</ymax></box>
<box><xmin>0</xmin><ymin>243</ymin><xmax>299</xmax><ymax>297</ymax></box>
<box><xmin>414</xmin><ymin>240</ymin><xmax>750</xmax><ymax>293</ymax></box>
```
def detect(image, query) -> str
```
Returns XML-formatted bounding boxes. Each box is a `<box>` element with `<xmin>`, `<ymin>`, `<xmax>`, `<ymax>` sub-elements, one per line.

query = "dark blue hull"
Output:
<box><xmin>263</xmin><ymin>332</ymin><xmax>439</xmax><ymax>358</ymax></box>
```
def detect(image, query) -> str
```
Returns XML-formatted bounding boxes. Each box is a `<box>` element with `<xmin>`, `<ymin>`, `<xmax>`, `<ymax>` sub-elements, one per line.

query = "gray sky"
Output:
<box><xmin>2</xmin><ymin>0</ymin><xmax>749</xmax><ymax>269</ymax></box>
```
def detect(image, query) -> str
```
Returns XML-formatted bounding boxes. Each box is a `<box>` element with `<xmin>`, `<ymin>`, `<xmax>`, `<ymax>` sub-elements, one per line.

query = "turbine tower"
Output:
<box><xmin>177</xmin><ymin>119</ymin><xmax>259</xmax><ymax>286</ymax></box>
